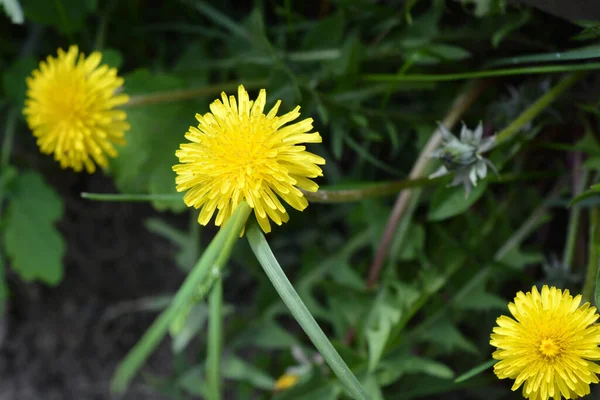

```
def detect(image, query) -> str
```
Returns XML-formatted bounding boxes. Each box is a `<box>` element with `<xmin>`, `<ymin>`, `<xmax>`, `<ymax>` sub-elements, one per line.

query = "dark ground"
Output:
<box><xmin>0</xmin><ymin>170</ymin><xmax>188</xmax><ymax>400</ymax></box>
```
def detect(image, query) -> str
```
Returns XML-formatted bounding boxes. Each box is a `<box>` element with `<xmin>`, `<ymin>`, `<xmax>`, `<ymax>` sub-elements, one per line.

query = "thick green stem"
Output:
<box><xmin>111</xmin><ymin>202</ymin><xmax>251</xmax><ymax>393</ymax></box>
<box><xmin>246</xmin><ymin>222</ymin><xmax>370</xmax><ymax>400</ymax></box>
<box><xmin>207</xmin><ymin>278</ymin><xmax>223</xmax><ymax>400</ymax></box>
<box><xmin>563</xmin><ymin>168</ymin><xmax>589</xmax><ymax>269</ymax></box>
<box><xmin>582</xmin><ymin>207</ymin><xmax>600</xmax><ymax>304</ymax></box>
<box><xmin>124</xmin><ymin>80</ymin><xmax>267</xmax><ymax>108</ymax></box>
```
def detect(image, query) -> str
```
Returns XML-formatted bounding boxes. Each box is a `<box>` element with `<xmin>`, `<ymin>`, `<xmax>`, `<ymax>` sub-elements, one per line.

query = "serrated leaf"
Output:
<box><xmin>454</xmin><ymin>285</ymin><xmax>507</xmax><ymax>311</ymax></box>
<box><xmin>235</xmin><ymin>319</ymin><xmax>299</xmax><ymax>349</ymax></box>
<box><xmin>302</xmin><ymin>11</ymin><xmax>344</xmax><ymax>50</ymax></box>
<box><xmin>3</xmin><ymin>171</ymin><xmax>65</xmax><ymax>285</ymax></box>
<box><xmin>502</xmin><ymin>246</ymin><xmax>543</xmax><ymax>270</ymax></box>
<box><xmin>110</xmin><ymin>69</ymin><xmax>201</xmax><ymax>213</ymax></box>
<box><xmin>420</xmin><ymin>317</ymin><xmax>479</xmax><ymax>355</ymax></box>
<box><xmin>365</xmin><ymin>290</ymin><xmax>402</xmax><ymax>372</ymax></box>
<box><xmin>378</xmin><ymin>355</ymin><xmax>454</xmax><ymax>386</ymax></box>
<box><xmin>427</xmin><ymin>182</ymin><xmax>487</xmax><ymax>221</ymax></box>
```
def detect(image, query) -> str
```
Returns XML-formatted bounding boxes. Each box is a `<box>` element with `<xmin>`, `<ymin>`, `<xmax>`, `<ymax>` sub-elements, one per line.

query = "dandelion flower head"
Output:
<box><xmin>24</xmin><ymin>45</ymin><xmax>130</xmax><ymax>173</ymax></box>
<box><xmin>173</xmin><ymin>85</ymin><xmax>325</xmax><ymax>233</ymax></box>
<box><xmin>490</xmin><ymin>285</ymin><xmax>600</xmax><ymax>400</ymax></box>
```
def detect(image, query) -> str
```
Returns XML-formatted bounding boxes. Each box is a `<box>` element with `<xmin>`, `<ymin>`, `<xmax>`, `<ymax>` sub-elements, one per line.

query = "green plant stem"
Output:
<box><xmin>111</xmin><ymin>202</ymin><xmax>251</xmax><ymax>393</ymax></box>
<box><xmin>364</xmin><ymin>63</ymin><xmax>599</xmax><ymax>82</ymax></box>
<box><xmin>81</xmin><ymin>192</ymin><xmax>184</xmax><ymax>202</ymax></box>
<box><xmin>80</xmin><ymin>171</ymin><xmax>556</xmax><ymax>206</ymax></box>
<box><xmin>563</xmin><ymin>168</ymin><xmax>589</xmax><ymax>268</ymax></box>
<box><xmin>246</xmin><ymin>222</ymin><xmax>370</xmax><ymax>400</ymax></box>
<box><xmin>207</xmin><ymin>278</ymin><xmax>223</xmax><ymax>400</ymax></box>
<box><xmin>495</xmin><ymin>71</ymin><xmax>585</xmax><ymax>145</ymax></box>
<box><xmin>1</xmin><ymin>108</ymin><xmax>17</xmax><ymax>171</ymax></box>
<box><xmin>124</xmin><ymin>80</ymin><xmax>267</xmax><ymax>107</ymax></box>
<box><xmin>0</xmin><ymin>108</ymin><xmax>18</xmax><ymax>219</ymax></box>
<box><xmin>582</xmin><ymin>207</ymin><xmax>600</xmax><ymax>304</ymax></box>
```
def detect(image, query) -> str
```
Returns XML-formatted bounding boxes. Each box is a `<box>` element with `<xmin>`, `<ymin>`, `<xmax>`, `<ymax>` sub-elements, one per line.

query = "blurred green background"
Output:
<box><xmin>1</xmin><ymin>0</ymin><xmax>600</xmax><ymax>399</ymax></box>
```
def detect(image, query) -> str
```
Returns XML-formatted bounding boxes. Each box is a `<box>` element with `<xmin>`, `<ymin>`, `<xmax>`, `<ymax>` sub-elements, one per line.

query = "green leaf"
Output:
<box><xmin>302</xmin><ymin>11</ymin><xmax>344</xmax><ymax>50</ymax></box>
<box><xmin>378</xmin><ymin>355</ymin><xmax>454</xmax><ymax>386</ymax></box>
<box><xmin>427</xmin><ymin>182</ymin><xmax>487</xmax><ymax>221</ymax></box>
<box><xmin>110</xmin><ymin>69</ymin><xmax>201</xmax><ymax>213</ymax></box>
<box><xmin>2</xmin><ymin>57</ymin><xmax>36</xmax><ymax>108</ymax></box>
<box><xmin>393</xmin><ymin>223</ymin><xmax>425</xmax><ymax>261</ymax></box>
<box><xmin>502</xmin><ymin>246</ymin><xmax>544</xmax><ymax>270</ymax></box>
<box><xmin>454</xmin><ymin>359</ymin><xmax>496</xmax><ymax>383</ymax></box>
<box><xmin>100</xmin><ymin>48</ymin><xmax>123</xmax><ymax>69</ymax></box>
<box><xmin>420</xmin><ymin>317</ymin><xmax>478</xmax><ymax>355</ymax></box>
<box><xmin>20</xmin><ymin>0</ymin><xmax>96</xmax><ymax>34</ymax></box>
<box><xmin>570</xmin><ymin>184</ymin><xmax>600</xmax><ymax>207</ymax></box>
<box><xmin>170</xmin><ymin>303</ymin><xmax>208</xmax><ymax>353</ymax></box>
<box><xmin>234</xmin><ymin>319</ymin><xmax>299</xmax><ymax>350</ymax></box>
<box><xmin>3</xmin><ymin>171</ymin><xmax>65</xmax><ymax>285</ymax></box>
<box><xmin>453</xmin><ymin>285</ymin><xmax>507</xmax><ymax>311</ymax></box>
<box><xmin>491</xmin><ymin>10</ymin><xmax>531</xmax><ymax>48</ymax></box>
<box><xmin>365</xmin><ymin>289</ymin><xmax>402</xmax><ymax>372</ymax></box>
<box><xmin>222</xmin><ymin>354</ymin><xmax>276</xmax><ymax>390</ymax></box>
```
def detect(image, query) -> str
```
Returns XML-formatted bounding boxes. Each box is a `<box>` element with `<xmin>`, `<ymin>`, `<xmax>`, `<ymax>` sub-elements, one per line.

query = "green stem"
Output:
<box><xmin>207</xmin><ymin>278</ymin><xmax>223</xmax><ymax>400</ymax></box>
<box><xmin>80</xmin><ymin>171</ymin><xmax>555</xmax><ymax>205</ymax></box>
<box><xmin>364</xmin><ymin>63</ymin><xmax>599</xmax><ymax>83</ymax></box>
<box><xmin>81</xmin><ymin>192</ymin><xmax>184</xmax><ymax>202</ymax></box>
<box><xmin>0</xmin><ymin>108</ymin><xmax>18</xmax><ymax>219</ymax></box>
<box><xmin>1</xmin><ymin>108</ymin><xmax>17</xmax><ymax>170</ymax></box>
<box><xmin>111</xmin><ymin>202</ymin><xmax>251</xmax><ymax>393</ymax></box>
<box><xmin>582</xmin><ymin>207</ymin><xmax>600</xmax><ymax>304</ymax></box>
<box><xmin>563</xmin><ymin>168</ymin><xmax>589</xmax><ymax>268</ymax></box>
<box><xmin>495</xmin><ymin>72</ymin><xmax>585</xmax><ymax>145</ymax></box>
<box><xmin>246</xmin><ymin>222</ymin><xmax>370</xmax><ymax>400</ymax></box>
<box><xmin>124</xmin><ymin>80</ymin><xmax>267</xmax><ymax>108</ymax></box>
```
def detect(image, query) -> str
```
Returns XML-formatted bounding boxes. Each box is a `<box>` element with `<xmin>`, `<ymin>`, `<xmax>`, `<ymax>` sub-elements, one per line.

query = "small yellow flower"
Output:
<box><xmin>173</xmin><ymin>85</ymin><xmax>325</xmax><ymax>233</ymax></box>
<box><xmin>491</xmin><ymin>285</ymin><xmax>600</xmax><ymax>400</ymax></box>
<box><xmin>274</xmin><ymin>373</ymin><xmax>299</xmax><ymax>391</ymax></box>
<box><xmin>24</xmin><ymin>45</ymin><xmax>130</xmax><ymax>173</ymax></box>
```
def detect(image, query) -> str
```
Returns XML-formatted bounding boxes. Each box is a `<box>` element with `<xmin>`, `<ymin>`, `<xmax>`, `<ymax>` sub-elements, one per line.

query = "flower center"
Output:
<box><xmin>539</xmin><ymin>338</ymin><xmax>561</xmax><ymax>358</ymax></box>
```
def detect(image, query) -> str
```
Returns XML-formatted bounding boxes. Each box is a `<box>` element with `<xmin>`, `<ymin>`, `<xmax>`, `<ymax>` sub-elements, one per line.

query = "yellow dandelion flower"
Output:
<box><xmin>274</xmin><ymin>373</ymin><xmax>299</xmax><ymax>391</ymax></box>
<box><xmin>490</xmin><ymin>285</ymin><xmax>600</xmax><ymax>400</ymax></box>
<box><xmin>173</xmin><ymin>85</ymin><xmax>325</xmax><ymax>233</ymax></box>
<box><xmin>24</xmin><ymin>45</ymin><xmax>130</xmax><ymax>173</ymax></box>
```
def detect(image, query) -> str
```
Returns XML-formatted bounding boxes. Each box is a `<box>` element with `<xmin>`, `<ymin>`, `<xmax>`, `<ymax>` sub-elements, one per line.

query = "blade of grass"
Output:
<box><xmin>246</xmin><ymin>221</ymin><xmax>370</xmax><ymax>400</ymax></box>
<box><xmin>184</xmin><ymin>0</ymin><xmax>250</xmax><ymax>40</ymax></box>
<box><xmin>364</xmin><ymin>63</ymin><xmax>600</xmax><ymax>82</ymax></box>
<box><xmin>454</xmin><ymin>359</ymin><xmax>497</xmax><ymax>383</ymax></box>
<box><xmin>207</xmin><ymin>278</ymin><xmax>223</xmax><ymax>400</ymax></box>
<box><xmin>110</xmin><ymin>202</ymin><xmax>251</xmax><ymax>393</ymax></box>
<box><xmin>486</xmin><ymin>44</ymin><xmax>600</xmax><ymax>67</ymax></box>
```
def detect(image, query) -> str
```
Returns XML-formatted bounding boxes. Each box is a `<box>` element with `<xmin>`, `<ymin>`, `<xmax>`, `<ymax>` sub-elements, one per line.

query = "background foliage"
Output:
<box><xmin>1</xmin><ymin>0</ymin><xmax>600</xmax><ymax>399</ymax></box>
